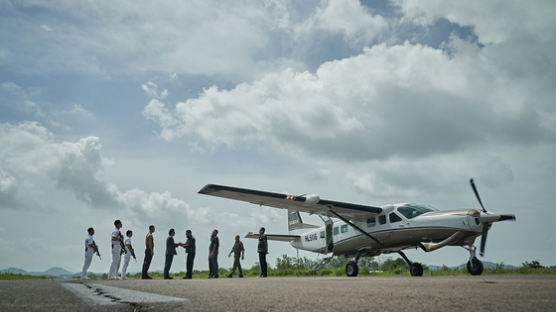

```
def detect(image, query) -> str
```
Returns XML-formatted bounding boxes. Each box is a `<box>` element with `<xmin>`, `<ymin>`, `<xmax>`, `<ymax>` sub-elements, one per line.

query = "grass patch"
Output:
<box><xmin>85</xmin><ymin>266</ymin><xmax>556</xmax><ymax>280</ymax></box>
<box><xmin>0</xmin><ymin>273</ymin><xmax>50</xmax><ymax>280</ymax></box>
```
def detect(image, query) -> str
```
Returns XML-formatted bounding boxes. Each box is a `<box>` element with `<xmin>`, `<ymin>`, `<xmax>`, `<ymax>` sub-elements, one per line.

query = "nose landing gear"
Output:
<box><xmin>463</xmin><ymin>245</ymin><xmax>484</xmax><ymax>275</ymax></box>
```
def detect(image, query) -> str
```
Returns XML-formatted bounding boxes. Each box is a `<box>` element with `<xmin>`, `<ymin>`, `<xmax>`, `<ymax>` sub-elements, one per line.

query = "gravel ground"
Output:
<box><xmin>2</xmin><ymin>275</ymin><xmax>556</xmax><ymax>312</ymax></box>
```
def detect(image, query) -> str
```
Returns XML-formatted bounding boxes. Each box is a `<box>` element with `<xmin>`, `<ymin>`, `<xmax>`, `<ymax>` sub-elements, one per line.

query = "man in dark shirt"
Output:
<box><xmin>142</xmin><ymin>225</ymin><xmax>155</xmax><ymax>279</ymax></box>
<box><xmin>227</xmin><ymin>235</ymin><xmax>245</xmax><ymax>278</ymax></box>
<box><xmin>164</xmin><ymin>228</ymin><xmax>183</xmax><ymax>279</ymax></box>
<box><xmin>208</xmin><ymin>229</ymin><xmax>219</xmax><ymax>278</ymax></box>
<box><xmin>183</xmin><ymin>229</ymin><xmax>196</xmax><ymax>279</ymax></box>
<box><xmin>257</xmin><ymin>227</ymin><xmax>268</xmax><ymax>278</ymax></box>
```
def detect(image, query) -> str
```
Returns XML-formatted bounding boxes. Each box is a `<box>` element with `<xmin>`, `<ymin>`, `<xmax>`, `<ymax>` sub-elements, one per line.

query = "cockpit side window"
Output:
<box><xmin>378</xmin><ymin>215</ymin><xmax>386</xmax><ymax>225</ymax></box>
<box><xmin>397</xmin><ymin>204</ymin><xmax>436</xmax><ymax>219</ymax></box>
<box><xmin>389</xmin><ymin>212</ymin><xmax>402</xmax><ymax>223</ymax></box>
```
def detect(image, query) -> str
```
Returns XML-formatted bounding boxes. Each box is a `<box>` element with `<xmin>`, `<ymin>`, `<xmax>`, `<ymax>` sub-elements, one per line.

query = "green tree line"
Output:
<box><xmin>4</xmin><ymin>256</ymin><xmax>554</xmax><ymax>280</ymax></box>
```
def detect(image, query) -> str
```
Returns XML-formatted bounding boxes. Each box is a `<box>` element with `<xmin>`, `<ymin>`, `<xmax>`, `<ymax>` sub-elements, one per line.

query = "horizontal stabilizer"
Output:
<box><xmin>245</xmin><ymin>232</ymin><xmax>300</xmax><ymax>242</ymax></box>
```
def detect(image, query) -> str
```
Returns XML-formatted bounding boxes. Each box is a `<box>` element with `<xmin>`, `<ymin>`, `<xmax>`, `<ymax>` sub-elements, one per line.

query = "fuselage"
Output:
<box><xmin>289</xmin><ymin>203</ymin><xmax>484</xmax><ymax>257</ymax></box>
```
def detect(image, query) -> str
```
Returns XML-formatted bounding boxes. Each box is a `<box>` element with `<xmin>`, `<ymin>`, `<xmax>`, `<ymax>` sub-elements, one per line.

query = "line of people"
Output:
<box><xmin>81</xmin><ymin>220</ymin><xmax>269</xmax><ymax>280</ymax></box>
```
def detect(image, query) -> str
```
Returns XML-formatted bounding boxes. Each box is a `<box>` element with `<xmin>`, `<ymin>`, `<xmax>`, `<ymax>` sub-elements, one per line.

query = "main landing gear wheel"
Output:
<box><xmin>410</xmin><ymin>263</ymin><xmax>423</xmax><ymax>276</ymax></box>
<box><xmin>346</xmin><ymin>261</ymin><xmax>359</xmax><ymax>277</ymax></box>
<box><xmin>467</xmin><ymin>257</ymin><xmax>484</xmax><ymax>276</ymax></box>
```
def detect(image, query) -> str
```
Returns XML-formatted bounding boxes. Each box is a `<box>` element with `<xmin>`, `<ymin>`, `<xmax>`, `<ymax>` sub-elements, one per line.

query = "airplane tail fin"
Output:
<box><xmin>288</xmin><ymin>210</ymin><xmax>319</xmax><ymax>232</ymax></box>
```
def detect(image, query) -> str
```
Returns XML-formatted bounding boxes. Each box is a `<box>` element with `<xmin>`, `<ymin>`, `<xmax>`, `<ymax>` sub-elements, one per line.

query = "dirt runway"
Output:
<box><xmin>1</xmin><ymin>275</ymin><xmax>555</xmax><ymax>311</ymax></box>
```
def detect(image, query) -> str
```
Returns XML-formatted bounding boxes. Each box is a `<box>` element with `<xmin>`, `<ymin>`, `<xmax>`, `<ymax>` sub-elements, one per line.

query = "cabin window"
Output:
<box><xmin>320</xmin><ymin>231</ymin><xmax>325</xmax><ymax>238</ymax></box>
<box><xmin>333</xmin><ymin>227</ymin><xmax>339</xmax><ymax>235</ymax></box>
<box><xmin>389</xmin><ymin>212</ymin><xmax>402</xmax><ymax>223</ymax></box>
<box><xmin>341</xmin><ymin>224</ymin><xmax>349</xmax><ymax>233</ymax></box>
<box><xmin>379</xmin><ymin>215</ymin><xmax>386</xmax><ymax>225</ymax></box>
<box><xmin>367</xmin><ymin>217</ymin><xmax>376</xmax><ymax>227</ymax></box>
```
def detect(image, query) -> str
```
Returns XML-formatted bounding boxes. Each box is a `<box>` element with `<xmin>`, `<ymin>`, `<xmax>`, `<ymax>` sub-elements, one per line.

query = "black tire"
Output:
<box><xmin>410</xmin><ymin>262</ymin><xmax>423</xmax><ymax>276</ymax></box>
<box><xmin>467</xmin><ymin>258</ymin><xmax>484</xmax><ymax>276</ymax></box>
<box><xmin>345</xmin><ymin>261</ymin><xmax>359</xmax><ymax>277</ymax></box>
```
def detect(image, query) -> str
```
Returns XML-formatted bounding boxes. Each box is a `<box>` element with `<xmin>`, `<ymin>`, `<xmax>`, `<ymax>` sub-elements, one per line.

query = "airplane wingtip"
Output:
<box><xmin>198</xmin><ymin>184</ymin><xmax>215</xmax><ymax>194</ymax></box>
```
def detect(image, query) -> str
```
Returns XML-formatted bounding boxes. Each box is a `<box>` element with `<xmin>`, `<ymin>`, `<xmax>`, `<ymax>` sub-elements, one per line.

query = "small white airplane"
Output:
<box><xmin>199</xmin><ymin>179</ymin><xmax>515</xmax><ymax>276</ymax></box>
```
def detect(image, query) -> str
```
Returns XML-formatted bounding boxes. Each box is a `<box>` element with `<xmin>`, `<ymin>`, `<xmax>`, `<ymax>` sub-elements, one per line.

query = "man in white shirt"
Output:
<box><xmin>121</xmin><ymin>230</ymin><xmax>136</xmax><ymax>280</ymax></box>
<box><xmin>108</xmin><ymin>220</ymin><xmax>124</xmax><ymax>280</ymax></box>
<box><xmin>81</xmin><ymin>227</ymin><xmax>99</xmax><ymax>280</ymax></box>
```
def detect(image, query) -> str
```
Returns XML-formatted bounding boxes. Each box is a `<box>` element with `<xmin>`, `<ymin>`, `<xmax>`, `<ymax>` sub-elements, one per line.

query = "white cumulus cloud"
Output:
<box><xmin>0</xmin><ymin>122</ymin><xmax>204</xmax><ymax>222</ymax></box>
<box><xmin>141</xmin><ymin>81</ymin><xmax>168</xmax><ymax>100</ymax></box>
<box><xmin>395</xmin><ymin>0</ymin><xmax>556</xmax><ymax>44</ymax></box>
<box><xmin>295</xmin><ymin>0</ymin><xmax>387</xmax><ymax>46</ymax></box>
<box><xmin>0</xmin><ymin>122</ymin><xmax>282</xmax><ymax>228</ymax></box>
<box><xmin>143</xmin><ymin>40</ymin><xmax>555</xmax><ymax>161</ymax></box>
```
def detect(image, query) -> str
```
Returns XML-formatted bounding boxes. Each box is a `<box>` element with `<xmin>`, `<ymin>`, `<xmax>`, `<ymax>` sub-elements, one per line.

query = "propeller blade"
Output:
<box><xmin>479</xmin><ymin>223</ymin><xmax>490</xmax><ymax>257</ymax></box>
<box><xmin>470</xmin><ymin>178</ymin><xmax>487</xmax><ymax>212</ymax></box>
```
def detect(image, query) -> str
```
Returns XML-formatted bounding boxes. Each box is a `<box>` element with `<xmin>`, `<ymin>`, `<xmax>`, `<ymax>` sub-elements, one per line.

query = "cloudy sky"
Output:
<box><xmin>1</xmin><ymin>0</ymin><xmax>555</xmax><ymax>274</ymax></box>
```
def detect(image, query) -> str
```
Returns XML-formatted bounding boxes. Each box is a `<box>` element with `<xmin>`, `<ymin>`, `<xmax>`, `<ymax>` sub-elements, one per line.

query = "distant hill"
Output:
<box><xmin>42</xmin><ymin>267</ymin><xmax>74</xmax><ymax>276</ymax></box>
<box><xmin>0</xmin><ymin>267</ymin><xmax>28</xmax><ymax>275</ymax></box>
<box><xmin>0</xmin><ymin>267</ymin><xmax>141</xmax><ymax>277</ymax></box>
<box><xmin>1</xmin><ymin>267</ymin><xmax>75</xmax><ymax>277</ymax></box>
<box><xmin>428</xmin><ymin>261</ymin><xmax>517</xmax><ymax>271</ymax></box>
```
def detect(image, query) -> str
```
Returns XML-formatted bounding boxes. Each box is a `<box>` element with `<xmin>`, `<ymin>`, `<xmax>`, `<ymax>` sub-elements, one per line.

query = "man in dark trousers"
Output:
<box><xmin>142</xmin><ymin>225</ymin><xmax>155</xmax><ymax>279</ymax></box>
<box><xmin>208</xmin><ymin>229</ymin><xmax>219</xmax><ymax>278</ymax></box>
<box><xmin>258</xmin><ymin>227</ymin><xmax>268</xmax><ymax>278</ymax></box>
<box><xmin>227</xmin><ymin>235</ymin><xmax>245</xmax><ymax>278</ymax></box>
<box><xmin>183</xmin><ymin>230</ymin><xmax>196</xmax><ymax>279</ymax></box>
<box><xmin>164</xmin><ymin>228</ymin><xmax>183</xmax><ymax>279</ymax></box>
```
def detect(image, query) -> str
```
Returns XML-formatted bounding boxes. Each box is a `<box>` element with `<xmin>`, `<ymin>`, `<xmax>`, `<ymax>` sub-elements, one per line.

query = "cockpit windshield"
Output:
<box><xmin>397</xmin><ymin>204</ymin><xmax>437</xmax><ymax>219</ymax></box>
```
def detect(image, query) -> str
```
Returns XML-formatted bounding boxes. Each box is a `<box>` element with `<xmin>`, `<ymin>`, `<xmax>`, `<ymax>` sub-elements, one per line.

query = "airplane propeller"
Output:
<box><xmin>470</xmin><ymin>178</ymin><xmax>487</xmax><ymax>213</ymax></box>
<box><xmin>479</xmin><ymin>222</ymin><xmax>491</xmax><ymax>257</ymax></box>
<box><xmin>469</xmin><ymin>178</ymin><xmax>516</xmax><ymax>256</ymax></box>
<box><xmin>470</xmin><ymin>178</ymin><xmax>489</xmax><ymax>256</ymax></box>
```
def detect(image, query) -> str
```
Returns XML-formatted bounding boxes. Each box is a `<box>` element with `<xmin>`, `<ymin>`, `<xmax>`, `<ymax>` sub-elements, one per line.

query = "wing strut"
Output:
<box><xmin>327</xmin><ymin>209</ymin><xmax>383</xmax><ymax>246</ymax></box>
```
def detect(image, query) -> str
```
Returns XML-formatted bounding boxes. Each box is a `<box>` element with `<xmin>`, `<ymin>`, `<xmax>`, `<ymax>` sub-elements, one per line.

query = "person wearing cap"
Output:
<box><xmin>121</xmin><ymin>230</ymin><xmax>135</xmax><ymax>280</ymax></box>
<box><xmin>227</xmin><ymin>235</ymin><xmax>245</xmax><ymax>278</ymax></box>
<box><xmin>108</xmin><ymin>220</ymin><xmax>124</xmax><ymax>280</ymax></box>
<box><xmin>81</xmin><ymin>227</ymin><xmax>98</xmax><ymax>280</ymax></box>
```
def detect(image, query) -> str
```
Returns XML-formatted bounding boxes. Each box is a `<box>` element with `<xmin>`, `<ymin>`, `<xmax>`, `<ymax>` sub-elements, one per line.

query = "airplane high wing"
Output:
<box><xmin>198</xmin><ymin>184</ymin><xmax>382</xmax><ymax>220</ymax></box>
